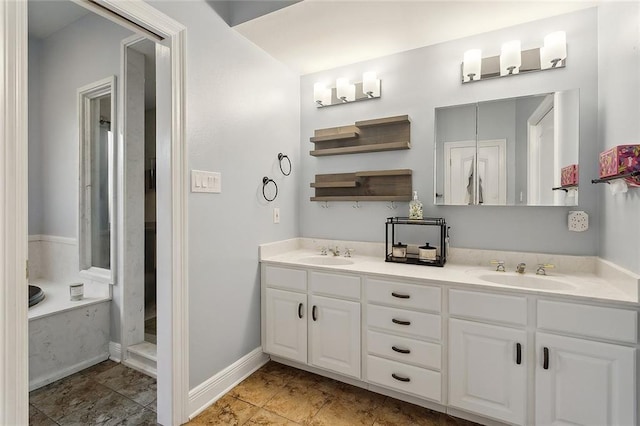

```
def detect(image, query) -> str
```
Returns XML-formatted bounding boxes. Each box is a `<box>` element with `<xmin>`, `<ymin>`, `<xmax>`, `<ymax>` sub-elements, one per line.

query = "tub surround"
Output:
<box><xmin>260</xmin><ymin>238</ymin><xmax>639</xmax><ymax>305</ymax></box>
<box><xmin>28</xmin><ymin>235</ymin><xmax>112</xmax><ymax>391</ymax></box>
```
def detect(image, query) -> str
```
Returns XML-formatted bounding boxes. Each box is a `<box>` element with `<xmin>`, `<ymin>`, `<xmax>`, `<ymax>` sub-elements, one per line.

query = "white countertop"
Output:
<box><xmin>260</xmin><ymin>244</ymin><xmax>640</xmax><ymax>307</ymax></box>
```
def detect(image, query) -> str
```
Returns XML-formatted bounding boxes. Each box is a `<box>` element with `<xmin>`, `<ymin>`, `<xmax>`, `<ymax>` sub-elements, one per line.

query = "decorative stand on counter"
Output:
<box><xmin>385</xmin><ymin>217</ymin><xmax>449</xmax><ymax>267</ymax></box>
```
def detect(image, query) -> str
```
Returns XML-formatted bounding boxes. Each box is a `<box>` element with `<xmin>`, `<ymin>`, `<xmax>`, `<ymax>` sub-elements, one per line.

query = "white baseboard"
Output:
<box><xmin>188</xmin><ymin>347</ymin><xmax>269</xmax><ymax>419</ymax></box>
<box><xmin>109</xmin><ymin>342</ymin><xmax>122</xmax><ymax>362</ymax></box>
<box><xmin>29</xmin><ymin>352</ymin><xmax>109</xmax><ymax>391</ymax></box>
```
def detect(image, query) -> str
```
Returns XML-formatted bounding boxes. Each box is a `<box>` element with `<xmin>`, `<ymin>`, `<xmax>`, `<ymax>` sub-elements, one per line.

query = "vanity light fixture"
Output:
<box><xmin>500</xmin><ymin>40</ymin><xmax>521</xmax><ymax>76</ymax></box>
<box><xmin>314</xmin><ymin>71</ymin><xmax>382</xmax><ymax>108</ymax></box>
<box><xmin>462</xmin><ymin>31</ymin><xmax>567</xmax><ymax>83</ymax></box>
<box><xmin>336</xmin><ymin>77</ymin><xmax>355</xmax><ymax>102</ymax></box>
<box><xmin>362</xmin><ymin>71</ymin><xmax>380</xmax><ymax>98</ymax></box>
<box><xmin>463</xmin><ymin>49</ymin><xmax>482</xmax><ymax>82</ymax></box>
<box><xmin>313</xmin><ymin>82</ymin><xmax>332</xmax><ymax>107</ymax></box>
<box><xmin>541</xmin><ymin>31</ymin><xmax>567</xmax><ymax>69</ymax></box>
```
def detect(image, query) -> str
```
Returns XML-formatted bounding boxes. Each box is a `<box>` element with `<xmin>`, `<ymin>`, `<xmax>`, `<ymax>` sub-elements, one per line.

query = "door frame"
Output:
<box><xmin>1</xmin><ymin>1</ymin><xmax>189</xmax><ymax>425</ymax></box>
<box><xmin>527</xmin><ymin>94</ymin><xmax>554</xmax><ymax>205</ymax></box>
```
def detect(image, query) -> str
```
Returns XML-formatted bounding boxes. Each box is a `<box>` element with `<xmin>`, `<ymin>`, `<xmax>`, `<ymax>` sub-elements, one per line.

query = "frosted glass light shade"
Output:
<box><xmin>500</xmin><ymin>40</ymin><xmax>521</xmax><ymax>76</ymax></box>
<box><xmin>463</xmin><ymin>49</ymin><xmax>482</xmax><ymax>82</ymax></box>
<box><xmin>336</xmin><ymin>78</ymin><xmax>355</xmax><ymax>102</ymax></box>
<box><xmin>314</xmin><ymin>82</ymin><xmax>328</xmax><ymax>106</ymax></box>
<box><xmin>543</xmin><ymin>31</ymin><xmax>566</xmax><ymax>68</ymax></box>
<box><xmin>362</xmin><ymin>71</ymin><xmax>380</xmax><ymax>97</ymax></box>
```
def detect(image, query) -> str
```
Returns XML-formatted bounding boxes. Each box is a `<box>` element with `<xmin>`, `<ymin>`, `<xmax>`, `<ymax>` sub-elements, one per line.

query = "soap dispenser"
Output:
<box><xmin>409</xmin><ymin>191</ymin><xmax>423</xmax><ymax>220</ymax></box>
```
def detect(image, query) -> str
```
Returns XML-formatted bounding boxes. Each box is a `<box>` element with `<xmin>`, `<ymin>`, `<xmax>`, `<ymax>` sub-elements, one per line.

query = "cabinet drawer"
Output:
<box><xmin>367</xmin><ymin>304</ymin><xmax>441</xmax><ymax>341</ymax></box>
<box><xmin>449</xmin><ymin>289</ymin><xmax>527</xmax><ymax>326</ymax></box>
<box><xmin>367</xmin><ymin>278</ymin><xmax>441</xmax><ymax>312</ymax></box>
<box><xmin>366</xmin><ymin>355</ymin><xmax>441</xmax><ymax>402</ymax></box>
<box><xmin>367</xmin><ymin>330</ymin><xmax>441</xmax><ymax>370</ymax></box>
<box><xmin>310</xmin><ymin>271</ymin><xmax>360</xmax><ymax>300</ymax></box>
<box><xmin>265</xmin><ymin>266</ymin><xmax>306</xmax><ymax>292</ymax></box>
<box><xmin>537</xmin><ymin>300</ymin><xmax>638</xmax><ymax>344</ymax></box>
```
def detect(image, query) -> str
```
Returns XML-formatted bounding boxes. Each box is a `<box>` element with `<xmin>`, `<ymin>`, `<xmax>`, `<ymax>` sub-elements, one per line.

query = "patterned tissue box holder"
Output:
<box><xmin>561</xmin><ymin>164</ymin><xmax>578</xmax><ymax>187</ymax></box>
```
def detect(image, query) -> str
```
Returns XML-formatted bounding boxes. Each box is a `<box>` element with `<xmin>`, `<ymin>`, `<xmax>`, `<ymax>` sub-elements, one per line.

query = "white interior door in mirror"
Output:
<box><xmin>444</xmin><ymin>140</ymin><xmax>506</xmax><ymax>205</ymax></box>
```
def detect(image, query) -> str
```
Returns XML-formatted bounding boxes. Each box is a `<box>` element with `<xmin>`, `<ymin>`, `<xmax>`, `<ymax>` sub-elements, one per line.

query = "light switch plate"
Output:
<box><xmin>191</xmin><ymin>170</ymin><xmax>221</xmax><ymax>193</ymax></box>
<box><xmin>568</xmin><ymin>211</ymin><xmax>588</xmax><ymax>232</ymax></box>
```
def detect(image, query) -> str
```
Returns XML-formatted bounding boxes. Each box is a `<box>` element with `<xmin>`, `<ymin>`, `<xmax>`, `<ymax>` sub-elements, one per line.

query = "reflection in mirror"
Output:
<box><xmin>79</xmin><ymin>76</ymin><xmax>116</xmax><ymax>282</ymax></box>
<box><xmin>434</xmin><ymin>89</ymin><xmax>579</xmax><ymax>206</ymax></box>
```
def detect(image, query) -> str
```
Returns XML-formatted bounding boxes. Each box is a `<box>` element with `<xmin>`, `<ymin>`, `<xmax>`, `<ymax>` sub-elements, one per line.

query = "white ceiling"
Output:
<box><xmin>234</xmin><ymin>0</ymin><xmax>599</xmax><ymax>75</ymax></box>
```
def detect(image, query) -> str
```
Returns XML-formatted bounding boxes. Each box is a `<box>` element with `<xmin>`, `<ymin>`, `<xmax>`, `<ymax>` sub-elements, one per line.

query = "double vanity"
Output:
<box><xmin>260</xmin><ymin>238</ymin><xmax>639</xmax><ymax>426</ymax></box>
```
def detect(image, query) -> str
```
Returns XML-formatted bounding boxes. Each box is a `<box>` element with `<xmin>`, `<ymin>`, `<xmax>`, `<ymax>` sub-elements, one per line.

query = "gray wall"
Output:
<box><xmin>29</xmin><ymin>15</ymin><xmax>132</xmax><ymax>238</ymax></box>
<box><xmin>150</xmin><ymin>1</ymin><xmax>301</xmax><ymax>389</ymax></box>
<box><xmin>300</xmin><ymin>8</ymin><xmax>600</xmax><ymax>255</ymax></box>
<box><xmin>597</xmin><ymin>2</ymin><xmax>640</xmax><ymax>274</ymax></box>
<box><xmin>28</xmin><ymin>38</ymin><xmax>43</xmax><ymax>235</ymax></box>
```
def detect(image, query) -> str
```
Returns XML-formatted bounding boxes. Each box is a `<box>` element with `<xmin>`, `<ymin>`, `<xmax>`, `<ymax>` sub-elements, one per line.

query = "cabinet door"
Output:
<box><xmin>309</xmin><ymin>295</ymin><xmax>361</xmax><ymax>378</ymax></box>
<box><xmin>535</xmin><ymin>332</ymin><xmax>636</xmax><ymax>426</ymax></box>
<box><xmin>265</xmin><ymin>288</ymin><xmax>307</xmax><ymax>364</ymax></box>
<box><xmin>449</xmin><ymin>318</ymin><xmax>527</xmax><ymax>425</ymax></box>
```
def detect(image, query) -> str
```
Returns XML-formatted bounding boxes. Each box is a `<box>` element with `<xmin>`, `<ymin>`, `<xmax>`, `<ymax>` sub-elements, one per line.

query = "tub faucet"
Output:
<box><xmin>329</xmin><ymin>246</ymin><xmax>340</xmax><ymax>256</ymax></box>
<box><xmin>516</xmin><ymin>263</ymin><xmax>526</xmax><ymax>274</ymax></box>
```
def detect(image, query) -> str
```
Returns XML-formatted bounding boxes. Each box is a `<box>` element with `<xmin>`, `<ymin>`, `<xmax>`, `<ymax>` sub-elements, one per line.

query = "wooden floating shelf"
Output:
<box><xmin>310</xmin><ymin>141</ymin><xmax>411</xmax><ymax>157</ymax></box>
<box><xmin>311</xmin><ymin>169</ymin><xmax>412</xmax><ymax>202</ymax></box>
<box><xmin>310</xmin><ymin>132</ymin><xmax>359</xmax><ymax>143</ymax></box>
<box><xmin>310</xmin><ymin>181</ymin><xmax>358</xmax><ymax>188</ymax></box>
<box><xmin>310</xmin><ymin>114</ymin><xmax>411</xmax><ymax>157</ymax></box>
<box><xmin>355</xmin><ymin>115</ymin><xmax>410</xmax><ymax>128</ymax></box>
<box><xmin>311</xmin><ymin>196</ymin><xmax>411</xmax><ymax>202</ymax></box>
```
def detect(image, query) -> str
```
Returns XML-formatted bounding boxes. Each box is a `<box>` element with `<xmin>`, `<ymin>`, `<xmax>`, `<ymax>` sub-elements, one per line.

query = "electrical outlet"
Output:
<box><xmin>273</xmin><ymin>208</ymin><xmax>280</xmax><ymax>224</ymax></box>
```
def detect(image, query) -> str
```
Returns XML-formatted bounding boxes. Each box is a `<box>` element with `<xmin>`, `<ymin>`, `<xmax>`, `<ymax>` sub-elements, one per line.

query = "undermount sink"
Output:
<box><xmin>299</xmin><ymin>256</ymin><xmax>354</xmax><ymax>266</ymax></box>
<box><xmin>469</xmin><ymin>271</ymin><xmax>576</xmax><ymax>291</ymax></box>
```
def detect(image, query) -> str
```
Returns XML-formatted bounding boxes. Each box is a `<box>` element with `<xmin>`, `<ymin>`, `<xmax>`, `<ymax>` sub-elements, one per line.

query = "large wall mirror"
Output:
<box><xmin>434</xmin><ymin>89</ymin><xmax>579</xmax><ymax>206</ymax></box>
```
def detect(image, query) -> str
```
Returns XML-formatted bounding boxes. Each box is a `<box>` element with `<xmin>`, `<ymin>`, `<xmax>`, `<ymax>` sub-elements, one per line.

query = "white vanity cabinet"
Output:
<box><xmin>535</xmin><ymin>300</ymin><xmax>637</xmax><ymax>426</ymax></box>
<box><xmin>448</xmin><ymin>290</ymin><xmax>528</xmax><ymax>425</ymax></box>
<box><xmin>263</xmin><ymin>266</ymin><xmax>361</xmax><ymax>379</ymax></box>
<box><xmin>264</xmin><ymin>266</ymin><xmax>308</xmax><ymax>364</ymax></box>
<box><xmin>365</xmin><ymin>277</ymin><xmax>443</xmax><ymax>402</ymax></box>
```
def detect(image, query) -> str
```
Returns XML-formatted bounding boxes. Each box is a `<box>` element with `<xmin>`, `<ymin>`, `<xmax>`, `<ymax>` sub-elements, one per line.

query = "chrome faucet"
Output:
<box><xmin>329</xmin><ymin>246</ymin><xmax>340</xmax><ymax>256</ymax></box>
<box><xmin>490</xmin><ymin>260</ymin><xmax>506</xmax><ymax>272</ymax></box>
<box><xmin>516</xmin><ymin>263</ymin><xmax>526</xmax><ymax>274</ymax></box>
<box><xmin>536</xmin><ymin>264</ymin><xmax>555</xmax><ymax>275</ymax></box>
<box><xmin>319</xmin><ymin>247</ymin><xmax>328</xmax><ymax>256</ymax></box>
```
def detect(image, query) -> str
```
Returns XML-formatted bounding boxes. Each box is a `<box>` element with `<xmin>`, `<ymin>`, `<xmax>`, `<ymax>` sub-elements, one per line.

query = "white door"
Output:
<box><xmin>535</xmin><ymin>332</ymin><xmax>636</xmax><ymax>426</ymax></box>
<box><xmin>444</xmin><ymin>140</ymin><xmax>507</xmax><ymax>205</ymax></box>
<box><xmin>449</xmin><ymin>319</ymin><xmax>527</xmax><ymax>425</ymax></box>
<box><xmin>309</xmin><ymin>295</ymin><xmax>361</xmax><ymax>378</ymax></box>
<box><xmin>265</xmin><ymin>288</ymin><xmax>307</xmax><ymax>364</ymax></box>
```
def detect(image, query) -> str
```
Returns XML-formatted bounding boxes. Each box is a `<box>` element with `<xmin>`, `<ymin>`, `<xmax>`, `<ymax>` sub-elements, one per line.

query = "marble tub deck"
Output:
<box><xmin>189</xmin><ymin>362</ymin><xmax>478</xmax><ymax>426</ymax></box>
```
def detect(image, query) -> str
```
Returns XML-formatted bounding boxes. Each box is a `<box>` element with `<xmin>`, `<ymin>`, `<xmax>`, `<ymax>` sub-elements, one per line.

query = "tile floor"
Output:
<box><xmin>29</xmin><ymin>360</ymin><xmax>157</xmax><ymax>425</ymax></box>
<box><xmin>188</xmin><ymin>361</ymin><xmax>479</xmax><ymax>426</ymax></box>
<box><xmin>29</xmin><ymin>359</ymin><xmax>480</xmax><ymax>425</ymax></box>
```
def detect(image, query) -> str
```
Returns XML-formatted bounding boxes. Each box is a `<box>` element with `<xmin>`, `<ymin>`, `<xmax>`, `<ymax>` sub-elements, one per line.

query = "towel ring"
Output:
<box><xmin>262</xmin><ymin>177</ymin><xmax>278</xmax><ymax>202</ymax></box>
<box><xmin>278</xmin><ymin>153</ymin><xmax>292</xmax><ymax>176</ymax></box>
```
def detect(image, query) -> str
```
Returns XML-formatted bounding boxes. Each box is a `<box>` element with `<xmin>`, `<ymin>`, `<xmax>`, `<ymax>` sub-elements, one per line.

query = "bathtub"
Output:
<box><xmin>28</xmin><ymin>279</ymin><xmax>111</xmax><ymax>391</ymax></box>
